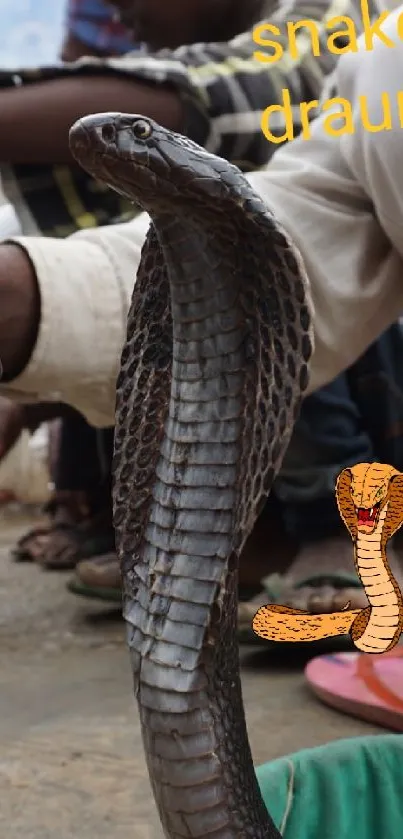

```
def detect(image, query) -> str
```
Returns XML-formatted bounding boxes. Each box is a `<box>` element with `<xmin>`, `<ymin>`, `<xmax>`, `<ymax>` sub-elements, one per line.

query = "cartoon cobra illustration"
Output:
<box><xmin>253</xmin><ymin>462</ymin><xmax>403</xmax><ymax>654</ymax></box>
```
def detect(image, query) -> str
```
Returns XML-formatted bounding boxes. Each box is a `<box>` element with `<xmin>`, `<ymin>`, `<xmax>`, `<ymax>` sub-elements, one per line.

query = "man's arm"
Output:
<box><xmin>336</xmin><ymin>10</ymin><xmax>403</xmax><ymax>261</ymax></box>
<box><xmin>246</xmin><ymin>8</ymin><xmax>403</xmax><ymax>395</ymax></box>
<box><xmin>0</xmin><ymin>245</ymin><xmax>40</xmax><ymax>377</ymax></box>
<box><xmin>0</xmin><ymin>77</ymin><xmax>183</xmax><ymax>164</ymax></box>
<box><xmin>3</xmin><ymin>4</ymin><xmax>403</xmax><ymax>428</ymax></box>
<box><xmin>0</xmin><ymin>0</ymin><xmax>359</xmax><ymax>242</ymax></box>
<box><xmin>0</xmin><ymin>0</ymin><xmax>357</xmax><ymax>166</ymax></box>
<box><xmin>0</xmin><ymin>213</ymin><xmax>151</xmax><ymax>427</ymax></box>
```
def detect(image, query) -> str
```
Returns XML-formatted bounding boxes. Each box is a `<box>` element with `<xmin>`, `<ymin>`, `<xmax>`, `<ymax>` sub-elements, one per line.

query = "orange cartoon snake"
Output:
<box><xmin>252</xmin><ymin>462</ymin><xmax>403</xmax><ymax>654</ymax></box>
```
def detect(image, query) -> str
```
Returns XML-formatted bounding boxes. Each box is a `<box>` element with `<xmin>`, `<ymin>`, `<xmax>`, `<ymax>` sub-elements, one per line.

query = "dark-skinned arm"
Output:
<box><xmin>0</xmin><ymin>244</ymin><xmax>39</xmax><ymax>379</ymax></box>
<box><xmin>0</xmin><ymin>245</ymin><xmax>68</xmax><ymax>415</ymax></box>
<box><xmin>0</xmin><ymin>245</ymin><xmax>63</xmax><ymax>460</ymax></box>
<box><xmin>0</xmin><ymin>77</ymin><xmax>183</xmax><ymax>164</ymax></box>
<box><xmin>0</xmin><ymin>212</ymin><xmax>150</xmax><ymax>428</ymax></box>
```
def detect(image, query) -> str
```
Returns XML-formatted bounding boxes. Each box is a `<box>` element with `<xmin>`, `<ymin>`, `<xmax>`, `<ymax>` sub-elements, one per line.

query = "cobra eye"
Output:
<box><xmin>132</xmin><ymin>119</ymin><xmax>152</xmax><ymax>140</ymax></box>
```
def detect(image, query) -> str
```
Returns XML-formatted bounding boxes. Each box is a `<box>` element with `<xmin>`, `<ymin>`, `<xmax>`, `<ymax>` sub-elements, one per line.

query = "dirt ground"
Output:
<box><xmin>0</xmin><ymin>508</ymin><xmax>382</xmax><ymax>839</ymax></box>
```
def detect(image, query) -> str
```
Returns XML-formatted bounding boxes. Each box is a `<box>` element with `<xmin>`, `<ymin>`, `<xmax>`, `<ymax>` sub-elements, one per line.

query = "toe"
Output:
<box><xmin>308</xmin><ymin>585</ymin><xmax>341</xmax><ymax>613</ymax></box>
<box><xmin>283</xmin><ymin>583</ymin><xmax>367</xmax><ymax>614</ymax></box>
<box><xmin>332</xmin><ymin>587</ymin><xmax>368</xmax><ymax>611</ymax></box>
<box><xmin>283</xmin><ymin>585</ymin><xmax>313</xmax><ymax>611</ymax></box>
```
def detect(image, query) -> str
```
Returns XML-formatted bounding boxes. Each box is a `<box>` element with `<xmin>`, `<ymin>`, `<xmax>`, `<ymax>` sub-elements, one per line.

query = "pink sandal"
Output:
<box><xmin>305</xmin><ymin>647</ymin><xmax>403</xmax><ymax>731</ymax></box>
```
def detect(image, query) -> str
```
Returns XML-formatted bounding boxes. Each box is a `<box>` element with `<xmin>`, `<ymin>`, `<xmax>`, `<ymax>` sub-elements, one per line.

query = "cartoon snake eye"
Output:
<box><xmin>132</xmin><ymin>119</ymin><xmax>153</xmax><ymax>140</ymax></box>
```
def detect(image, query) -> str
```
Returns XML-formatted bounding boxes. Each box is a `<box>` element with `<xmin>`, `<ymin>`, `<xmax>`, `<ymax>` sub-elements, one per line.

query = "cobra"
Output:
<box><xmin>253</xmin><ymin>461</ymin><xmax>403</xmax><ymax>653</ymax></box>
<box><xmin>69</xmin><ymin>112</ymin><xmax>313</xmax><ymax>839</ymax></box>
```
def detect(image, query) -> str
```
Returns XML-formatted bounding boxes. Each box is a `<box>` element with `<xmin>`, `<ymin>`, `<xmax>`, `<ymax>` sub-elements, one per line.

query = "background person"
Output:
<box><xmin>1</xmin><ymin>5</ymin><xmax>403</xmax><ymax>621</ymax></box>
<box><xmin>9</xmin><ymin>0</ymin><xmax>138</xmax><ymax>569</ymax></box>
<box><xmin>61</xmin><ymin>0</ymin><xmax>135</xmax><ymax>61</ymax></box>
<box><xmin>0</xmin><ymin>0</ymin><xmax>357</xmax><ymax>580</ymax></box>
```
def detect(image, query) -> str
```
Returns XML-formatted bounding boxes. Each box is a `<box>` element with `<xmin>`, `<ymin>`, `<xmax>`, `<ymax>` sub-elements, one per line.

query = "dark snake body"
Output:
<box><xmin>69</xmin><ymin>114</ymin><xmax>313</xmax><ymax>839</ymax></box>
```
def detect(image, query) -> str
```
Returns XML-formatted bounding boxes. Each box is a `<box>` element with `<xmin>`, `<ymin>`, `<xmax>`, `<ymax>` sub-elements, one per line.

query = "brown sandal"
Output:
<box><xmin>11</xmin><ymin>525</ymin><xmax>52</xmax><ymax>563</ymax></box>
<box><xmin>12</xmin><ymin>490</ymin><xmax>115</xmax><ymax>570</ymax></box>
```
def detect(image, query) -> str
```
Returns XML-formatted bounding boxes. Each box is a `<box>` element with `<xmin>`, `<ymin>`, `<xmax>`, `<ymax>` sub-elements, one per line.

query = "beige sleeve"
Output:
<box><xmin>246</xmin><ymin>12</ymin><xmax>403</xmax><ymax>395</ymax></box>
<box><xmin>4</xmin><ymin>14</ymin><xmax>403</xmax><ymax>427</ymax></box>
<box><xmin>337</xmin><ymin>10</ymin><xmax>403</xmax><ymax>258</ymax></box>
<box><xmin>1</xmin><ymin>213</ymin><xmax>150</xmax><ymax>427</ymax></box>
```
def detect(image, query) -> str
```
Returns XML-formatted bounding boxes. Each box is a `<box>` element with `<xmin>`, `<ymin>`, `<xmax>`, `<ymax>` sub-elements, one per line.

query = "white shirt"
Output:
<box><xmin>3</xmin><ymin>8</ymin><xmax>403</xmax><ymax>427</ymax></box>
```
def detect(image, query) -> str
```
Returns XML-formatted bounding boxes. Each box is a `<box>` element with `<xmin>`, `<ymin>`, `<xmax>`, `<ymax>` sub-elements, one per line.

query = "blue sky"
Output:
<box><xmin>0</xmin><ymin>0</ymin><xmax>65</xmax><ymax>66</ymax></box>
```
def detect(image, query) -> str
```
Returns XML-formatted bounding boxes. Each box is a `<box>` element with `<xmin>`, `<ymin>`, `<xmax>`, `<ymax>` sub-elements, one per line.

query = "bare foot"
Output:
<box><xmin>238</xmin><ymin>533</ymin><xmax>403</xmax><ymax>630</ymax></box>
<box><xmin>281</xmin><ymin>534</ymin><xmax>368</xmax><ymax>613</ymax></box>
<box><xmin>274</xmin><ymin>534</ymin><xmax>403</xmax><ymax>613</ymax></box>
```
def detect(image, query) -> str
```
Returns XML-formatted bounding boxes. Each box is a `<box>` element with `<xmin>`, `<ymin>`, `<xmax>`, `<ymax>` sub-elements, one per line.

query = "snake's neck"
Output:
<box><xmin>354</xmin><ymin>502</ymin><xmax>403</xmax><ymax>652</ymax></box>
<box><xmin>127</xmin><ymin>217</ymin><xmax>282</xmax><ymax>839</ymax></box>
<box><xmin>355</xmin><ymin>502</ymin><xmax>388</xmax><ymax>587</ymax></box>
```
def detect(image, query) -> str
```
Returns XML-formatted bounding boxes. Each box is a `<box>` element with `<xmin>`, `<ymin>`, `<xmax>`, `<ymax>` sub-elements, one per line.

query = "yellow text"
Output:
<box><xmin>261</xmin><ymin>88</ymin><xmax>403</xmax><ymax>143</ymax></box>
<box><xmin>253</xmin><ymin>0</ymin><xmax>398</xmax><ymax>65</ymax></box>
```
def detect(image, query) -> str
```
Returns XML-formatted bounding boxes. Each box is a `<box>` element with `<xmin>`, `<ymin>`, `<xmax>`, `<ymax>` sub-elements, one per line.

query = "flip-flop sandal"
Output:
<box><xmin>38</xmin><ymin>523</ymin><xmax>116</xmax><ymax>571</ymax></box>
<box><xmin>66</xmin><ymin>551</ymin><xmax>122</xmax><ymax>603</ymax></box>
<box><xmin>66</xmin><ymin>574</ymin><xmax>122</xmax><ymax>604</ymax></box>
<box><xmin>13</xmin><ymin>520</ymin><xmax>115</xmax><ymax>570</ymax></box>
<box><xmin>305</xmin><ymin>646</ymin><xmax>403</xmax><ymax>731</ymax></box>
<box><xmin>38</xmin><ymin>495</ymin><xmax>115</xmax><ymax>571</ymax></box>
<box><xmin>237</xmin><ymin>571</ymin><xmax>363</xmax><ymax>651</ymax></box>
<box><xmin>66</xmin><ymin>580</ymin><xmax>122</xmax><ymax>603</ymax></box>
<box><xmin>11</xmin><ymin>490</ymin><xmax>113</xmax><ymax>567</ymax></box>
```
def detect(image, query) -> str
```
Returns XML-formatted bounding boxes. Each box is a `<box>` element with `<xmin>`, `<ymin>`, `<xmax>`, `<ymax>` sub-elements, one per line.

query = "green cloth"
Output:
<box><xmin>256</xmin><ymin>735</ymin><xmax>403</xmax><ymax>838</ymax></box>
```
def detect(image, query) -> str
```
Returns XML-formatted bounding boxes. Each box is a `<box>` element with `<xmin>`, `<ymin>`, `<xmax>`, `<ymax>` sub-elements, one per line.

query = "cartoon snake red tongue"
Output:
<box><xmin>356</xmin><ymin>503</ymin><xmax>380</xmax><ymax>524</ymax></box>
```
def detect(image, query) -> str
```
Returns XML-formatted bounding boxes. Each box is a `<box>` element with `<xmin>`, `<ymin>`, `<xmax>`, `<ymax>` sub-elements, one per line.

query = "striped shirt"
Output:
<box><xmin>0</xmin><ymin>0</ymin><xmax>369</xmax><ymax>239</ymax></box>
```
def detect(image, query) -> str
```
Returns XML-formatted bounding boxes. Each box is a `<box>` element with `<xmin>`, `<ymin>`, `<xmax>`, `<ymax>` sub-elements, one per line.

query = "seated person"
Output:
<box><xmin>61</xmin><ymin>0</ymin><xmax>135</xmax><ymax>61</ymax></box>
<box><xmin>0</xmin><ymin>0</ymin><xmax>353</xmax><ymax>572</ymax></box>
<box><xmin>2</xmin><ymin>2</ymin><xmax>402</xmax><ymax>617</ymax></box>
<box><xmin>10</xmin><ymin>0</ymin><xmax>138</xmax><ymax>569</ymax></box>
<box><xmin>238</xmin><ymin>324</ymin><xmax>403</xmax><ymax>630</ymax></box>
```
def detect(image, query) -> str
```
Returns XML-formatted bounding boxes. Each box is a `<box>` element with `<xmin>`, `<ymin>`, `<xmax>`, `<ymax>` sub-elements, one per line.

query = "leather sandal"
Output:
<box><xmin>12</xmin><ymin>490</ymin><xmax>115</xmax><ymax>570</ymax></box>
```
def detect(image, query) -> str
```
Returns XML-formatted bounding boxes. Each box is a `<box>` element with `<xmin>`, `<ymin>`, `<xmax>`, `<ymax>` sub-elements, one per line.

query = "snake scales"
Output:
<box><xmin>70</xmin><ymin>113</ymin><xmax>313</xmax><ymax>839</ymax></box>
